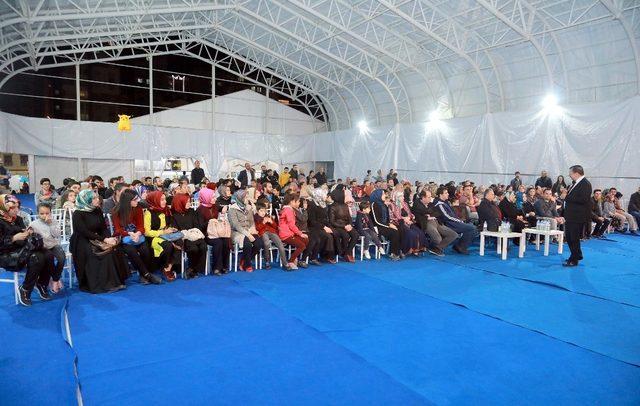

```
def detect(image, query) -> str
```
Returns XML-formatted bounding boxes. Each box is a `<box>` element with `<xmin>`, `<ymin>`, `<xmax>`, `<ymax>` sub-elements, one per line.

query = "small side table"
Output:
<box><xmin>480</xmin><ymin>231</ymin><xmax>526</xmax><ymax>260</ymax></box>
<box><xmin>522</xmin><ymin>228</ymin><xmax>564</xmax><ymax>256</ymax></box>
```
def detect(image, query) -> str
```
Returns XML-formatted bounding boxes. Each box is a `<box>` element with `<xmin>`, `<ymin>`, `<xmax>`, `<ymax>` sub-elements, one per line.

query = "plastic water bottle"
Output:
<box><xmin>506</xmin><ymin>221</ymin><xmax>511</xmax><ymax>232</ymax></box>
<box><xmin>483</xmin><ymin>221</ymin><xmax>488</xmax><ymax>231</ymax></box>
<box><xmin>536</xmin><ymin>220</ymin><xmax>541</xmax><ymax>230</ymax></box>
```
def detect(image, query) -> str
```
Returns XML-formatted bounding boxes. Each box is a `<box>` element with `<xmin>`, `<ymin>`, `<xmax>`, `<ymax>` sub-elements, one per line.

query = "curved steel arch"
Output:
<box><xmin>600</xmin><ymin>0</ymin><xmax>640</xmax><ymax>92</ymax></box>
<box><xmin>378</xmin><ymin>0</ymin><xmax>492</xmax><ymax>114</ymax></box>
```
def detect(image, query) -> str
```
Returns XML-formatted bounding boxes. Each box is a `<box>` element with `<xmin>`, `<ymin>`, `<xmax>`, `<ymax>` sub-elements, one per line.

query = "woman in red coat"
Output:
<box><xmin>112</xmin><ymin>189</ymin><xmax>161</xmax><ymax>284</ymax></box>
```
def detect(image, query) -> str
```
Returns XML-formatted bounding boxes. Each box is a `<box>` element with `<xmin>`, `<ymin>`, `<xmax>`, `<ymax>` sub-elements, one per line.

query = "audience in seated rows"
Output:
<box><xmin>9</xmin><ymin>164</ymin><xmax>639</xmax><ymax>307</ymax></box>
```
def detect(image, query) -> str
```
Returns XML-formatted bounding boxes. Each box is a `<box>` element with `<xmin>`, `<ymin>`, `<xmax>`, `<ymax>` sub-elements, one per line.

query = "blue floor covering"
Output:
<box><xmin>0</xmin><ymin>233</ymin><xmax>639</xmax><ymax>405</ymax></box>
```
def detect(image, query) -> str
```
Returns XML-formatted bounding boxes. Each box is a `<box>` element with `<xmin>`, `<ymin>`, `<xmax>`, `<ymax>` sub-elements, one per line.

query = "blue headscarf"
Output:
<box><xmin>515</xmin><ymin>191</ymin><xmax>524</xmax><ymax>210</ymax></box>
<box><xmin>369</xmin><ymin>189</ymin><xmax>388</xmax><ymax>224</ymax></box>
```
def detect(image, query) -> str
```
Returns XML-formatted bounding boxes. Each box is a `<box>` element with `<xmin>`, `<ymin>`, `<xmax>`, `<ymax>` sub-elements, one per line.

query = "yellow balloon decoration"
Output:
<box><xmin>117</xmin><ymin>114</ymin><xmax>131</xmax><ymax>132</ymax></box>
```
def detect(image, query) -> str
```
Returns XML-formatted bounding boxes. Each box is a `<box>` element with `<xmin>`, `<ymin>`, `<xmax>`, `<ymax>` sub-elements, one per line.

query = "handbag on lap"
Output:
<box><xmin>207</xmin><ymin>218</ymin><xmax>231</xmax><ymax>239</ymax></box>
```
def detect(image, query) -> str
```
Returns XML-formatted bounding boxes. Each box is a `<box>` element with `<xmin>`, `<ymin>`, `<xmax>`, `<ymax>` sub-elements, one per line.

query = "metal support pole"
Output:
<box><xmin>75</xmin><ymin>64</ymin><xmax>80</xmax><ymax>121</ymax></box>
<box><xmin>211</xmin><ymin>64</ymin><xmax>216</xmax><ymax>131</ymax></box>
<box><xmin>265</xmin><ymin>87</ymin><xmax>269</xmax><ymax>135</ymax></box>
<box><xmin>148</xmin><ymin>56</ymin><xmax>153</xmax><ymax>125</ymax></box>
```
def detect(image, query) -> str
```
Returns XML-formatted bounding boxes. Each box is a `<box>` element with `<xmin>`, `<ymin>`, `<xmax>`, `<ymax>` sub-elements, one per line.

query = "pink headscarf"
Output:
<box><xmin>198</xmin><ymin>187</ymin><xmax>215</xmax><ymax>208</ymax></box>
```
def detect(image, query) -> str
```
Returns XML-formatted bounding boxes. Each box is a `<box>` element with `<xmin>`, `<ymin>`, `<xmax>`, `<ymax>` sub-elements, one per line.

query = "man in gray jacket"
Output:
<box><xmin>534</xmin><ymin>188</ymin><xmax>565</xmax><ymax>230</ymax></box>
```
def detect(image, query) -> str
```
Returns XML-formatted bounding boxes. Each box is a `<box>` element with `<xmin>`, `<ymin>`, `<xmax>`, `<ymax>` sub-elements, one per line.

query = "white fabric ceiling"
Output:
<box><xmin>0</xmin><ymin>0</ymin><xmax>639</xmax><ymax>130</ymax></box>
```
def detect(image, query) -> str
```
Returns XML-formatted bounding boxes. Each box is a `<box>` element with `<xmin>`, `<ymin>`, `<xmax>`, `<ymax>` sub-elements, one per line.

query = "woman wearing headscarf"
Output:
<box><xmin>143</xmin><ymin>191</ymin><xmax>179</xmax><ymax>282</ymax></box>
<box><xmin>370</xmin><ymin>189</ymin><xmax>401</xmax><ymax>260</ymax></box>
<box><xmin>228</xmin><ymin>190</ymin><xmax>263</xmax><ymax>272</ymax></box>
<box><xmin>196</xmin><ymin>186</ymin><xmax>228</xmax><ymax>275</ymax></box>
<box><xmin>498</xmin><ymin>191</ymin><xmax>527</xmax><ymax>245</ymax></box>
<box><xmin>328</xmin><ymin>188</ymin><xmax>359</xmax><ymax>263</ymax></box>
<box><xmin>171</xmin><ymin>194</ymin><xmax>207</xmax><ymax>279</ymax></box>
<box><xmin>215</xmin><ymin>185</ymin><xmax>232</xmax><ymax>214</ymax></box>
<box><xmin>307</xmin><ymin>187</ymin><xmax>336</xmax><ymax>263</ymax></box>
<box><xmin>70</xmin><ymin>190</ymin><xmax>128</xmax><ymax>294</ymax></box>
<box><xmin>389</xmin><ymin>189</ymin><xmax>428</xmax><ymax>255</ymax></box>
<box><xmin>0</xmin><ymin>195</ymin><xmax>56</xmax><ymax>306</ymax></box>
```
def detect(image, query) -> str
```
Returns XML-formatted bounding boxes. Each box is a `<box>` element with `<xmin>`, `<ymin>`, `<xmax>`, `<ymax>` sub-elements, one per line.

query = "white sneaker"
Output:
<box><xmin>287</xmin><ymin>262</ymin><xmax>298</xmax><ymax>270</ymax></box>
<box><xmin>364</xmin><ymin>251</ymin><xmax>371</xmax><ymax>259</ymax></box>
<box><xmin>378</xmin><ymin>246</ymin><xmax>386</xmax><ymax>256</ymax></box>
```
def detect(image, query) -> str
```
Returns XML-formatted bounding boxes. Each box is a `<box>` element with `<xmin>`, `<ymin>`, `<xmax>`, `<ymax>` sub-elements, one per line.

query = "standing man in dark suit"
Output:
<box><xmin>237</xmin><ymin>162</ymin><xmax>255</xmax><ymax>189</ymax></box>
<box><xmin>190</xmin><ymin>160</ymin><xmax>205</xmax><ymax>185</ymax></box>
<box><xmin>563</xmin><ymin>165</ymin><xmax>592</xmax><ymax>267</ymax></box>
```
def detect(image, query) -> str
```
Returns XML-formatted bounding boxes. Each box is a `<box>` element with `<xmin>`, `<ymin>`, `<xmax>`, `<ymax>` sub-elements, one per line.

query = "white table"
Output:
<box><xmin>479</xmin><ymin>231</ymin><xmax>526</xmax><ymax>260</ymax></box>
<box><xmin>522</xmin><ymin>228</ymin><xmax>564</xmax><ymax>256</ymax></box>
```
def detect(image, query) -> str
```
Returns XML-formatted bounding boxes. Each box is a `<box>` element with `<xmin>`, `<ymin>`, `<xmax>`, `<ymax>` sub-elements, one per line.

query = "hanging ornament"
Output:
<box><xmin>117</xmin><ymin>114</ymin><xmax>131</xmax><ymax>132</ymax></box>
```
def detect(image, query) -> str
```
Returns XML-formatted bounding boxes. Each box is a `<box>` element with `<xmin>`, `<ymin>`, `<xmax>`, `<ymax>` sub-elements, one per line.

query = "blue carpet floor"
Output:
<box><xmin>1</xmin><ymin>234</ymin><xmax>639</xmax><ymax>405</ymax></box>
<box><xmin>0</xmin><ymin>287</ymin><xmax>77</xmax><ymax>405</ymax></box>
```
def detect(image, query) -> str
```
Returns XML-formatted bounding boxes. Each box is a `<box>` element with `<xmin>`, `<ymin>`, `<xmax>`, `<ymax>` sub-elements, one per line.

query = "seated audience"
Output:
<box><xmin>215</xmin><ymin>185</ymin><xmax>232</xmax><ymax>214</ymax></box>
<box><xmin>144</xmin><ymin>191</ymin><xmax>180</xmax><ymax>282</ymax></box>
<box><xmin>1</xmin><ymin>195</ymin><xmax>56</xmax><ymax>306</ymax></box>
<box><xmin>278</xmin><ymin>193</ymin><xmax>309</xmax><ymax>270</ymax></box>
<box><xmin>255</xmin><ymin>203</ymin><xmax>289</xmax><ymax>270</ymax></box>
<box><xmin>30</xmin><ymin>203</ymin><xmax>66</xmax><ymax>294</ymax></box>
<box><xmin>629</xmin><ymin>186</ymin><xmax>640</xmax><ymax>228</ymax></box>
<box><xmin>534</xmin><ymin>188</ymin><xmax>565</xmax><ymax>230</ymax></box>
<box><xmin>102</xmin><ymin>183</ymin><xmax>128</xmax><ymax>215</ymax></box>
<box><xmin>196</xmin><ymin>187</ymin><xmax>228</xmax><ymax>275</ymax></box>
<box><xmin>433</xmin><ymin>187</ymin><xmax>477</xmax><ymax>255</ymax></box>
<box><xmin>171</xmin><ymin>194</ymin><xmax>207</xmax><ymax>279</ymax></box>
<box><xmin>412</xmin><ymin>190</ymin><xmax>457</xmax><ymax>256</ymax></box>
<box><xmin>477</xmin><ymin>188</ymin><xmax>502</xmax><ymax>232</ymax></box>
<box><xmin>35</xmin><ymin>178</ymin><xmax>59</xmax><ymax>207</ymax></box>
<box><xmin>369</xmin><ymin>189</ymin><xmax>402</xmax><ymax>260</ymax></box>
<box><xmin>498</xmin><ymin>191</ymin><xmax>528</xmax><ymax>239</ymax></box>
<box><xmin>329</xmin><ymin>188</ymin><xmax>359</xmax><ymax>262</ymax></box>
<box><xmin>112</xmin><ymin>189</ymin><xmax>161</xmax><ymax>284</ymax></box>
<box><xmin>228</xmin><ymin>190</ymin><xmax>263</xmax><ymax>272</ymax></box>
<box><xmin>591</xmin><ymin>189</ymin><xmax>610</xmax><ymax>237</ymax></box>
<box><xmin>61</xmin><ymin>190</ymin><xmax>77</xmax><ymax>211</ymax></box>
<box><xmin>308</xmin><ymin>187</ymin><xmax>336</xmax><ymax>263</ymax></box>
<box><xmin>70</xmin><ymin>190</ymin><xmax>128</xmax><ymax>293</ymax></box>
<box><xmin>389</xmin><ymin>190</ymin><xmax>428</xmax><ymax>256</ymax></box>
<box><xmin>607</xmin><ymin>188</ymin><xmax>638</xmax><ymax>234</ymax></box>
<box><xmin>354</xmin><ymin>201</ymin><xmax>384</xmax><ymax>259</ymax></box>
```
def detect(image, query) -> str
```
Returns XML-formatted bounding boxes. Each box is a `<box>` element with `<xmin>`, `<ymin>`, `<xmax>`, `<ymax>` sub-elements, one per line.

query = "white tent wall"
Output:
<box><xmin>130</xmin><ymin>89</ymin><xmax>326</xmax><ymax>136</ymax></box>
<box><xmin>1</xmin><ymin>95</ymin><xmax>638</xmax><ymax>197</ymax></box>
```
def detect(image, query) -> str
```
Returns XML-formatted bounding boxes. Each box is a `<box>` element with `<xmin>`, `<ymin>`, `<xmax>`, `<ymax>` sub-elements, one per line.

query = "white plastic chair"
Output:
<box><xmin>0</xmin><ymin>268</ymin><xmax>20</xmax><ymax>305</ymax></box>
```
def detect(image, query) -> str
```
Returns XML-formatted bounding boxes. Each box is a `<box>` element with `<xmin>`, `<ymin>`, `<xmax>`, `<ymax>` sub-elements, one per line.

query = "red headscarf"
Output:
<box><xmin>171</xmin><ymin>193</ymin><xmax>190</xmax><ymax>215</ymax></box>
<box><xmin>146</xmin><ymin>191</ymin><xmax>170</xmax><ymax>216</ymax></box>
<box><xmin>206</xmin><ymin>182</ymin><xmax>217</xmax><ymax>191</ymax></box>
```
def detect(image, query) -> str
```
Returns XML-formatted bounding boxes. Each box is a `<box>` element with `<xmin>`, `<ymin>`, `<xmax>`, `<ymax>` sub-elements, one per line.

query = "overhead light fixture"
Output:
<box><xmin>428</xmin><ymin>110</ymin><xmax>441</xmax><ymax>122</ymax></box>
<box><xmin>541</xmin><ymin>94</ymin><xmax>558</xmax><ymax>108</ymax></box>
<box><xmin>540</xmin><ymin>93</ymin><xmax>563</xmax><ymax>116</ymax></box>
<box><xmin>357</xmin><ymin>120</ymin><xmax>368</xmax><ymax>134</ymax></box>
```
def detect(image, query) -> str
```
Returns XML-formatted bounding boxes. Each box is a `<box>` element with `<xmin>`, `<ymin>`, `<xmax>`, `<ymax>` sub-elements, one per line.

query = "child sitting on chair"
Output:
<box><xmin>254</xmin><ymin>203</ymin><xmax>289</xmax><ymax>271</ymax></box>
<box><xmin>29</xmin><ymin>203</ymin><xmax>66</xmax><ymax>293</ymax></box>
<box><xmin>354</xmin><ymin>201</ymin><xmax>384</xmax><ymax>259</ymax></box>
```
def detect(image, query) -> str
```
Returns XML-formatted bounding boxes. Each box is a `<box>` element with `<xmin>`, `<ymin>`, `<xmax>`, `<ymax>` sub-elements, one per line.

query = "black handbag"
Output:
<box><xmin>0</xmin><ymin>234</ymin><xmax>44</xmax><ymax>271</ymax></box>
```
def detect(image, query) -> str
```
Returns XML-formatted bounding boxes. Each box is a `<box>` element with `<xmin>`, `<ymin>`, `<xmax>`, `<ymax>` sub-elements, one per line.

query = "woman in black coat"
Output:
<box><xmin>171</xmin><ymin>194</ymin><xmax>207</xmax><ymax>278</ymax></box>
<box><xmin>70</xmin><ymin>190</ymin><xmax>128</xmax><ymax>294</ymax></box>
<box><xmin>308</xmin><ymin>188</ymin><xmax>335</xmax><ymax>262</ymax></box>
<box><xmin>498</xmin><ymin>192</ymin><xmax>528</xmax><ymax>242</ymax></box>
<box><xmin>0</xmin><ymin>194</ymin><xmax>55</xmax><ymax>306</ymax></box>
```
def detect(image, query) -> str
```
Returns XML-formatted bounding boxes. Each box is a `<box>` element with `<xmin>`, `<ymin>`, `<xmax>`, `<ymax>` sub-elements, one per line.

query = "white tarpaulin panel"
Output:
<box><xmin>1</xmin><ymin>95</ymin><xmax>638</xmax><ymax>196</ymax></box>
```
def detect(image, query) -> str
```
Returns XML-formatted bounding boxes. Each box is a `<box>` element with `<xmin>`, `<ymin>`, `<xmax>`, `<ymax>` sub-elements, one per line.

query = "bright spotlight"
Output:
<box><xmin>425</xmin><ymin>110</ymin><xmax>446</xmax><ymax>132</ymax></box>
<box><xmin>540</xmin><ymin>93</ymin><xmax>563</xmax><ymax>116</ymax></box>
<box><xmin>357</xmin><ymin>120</ymin><xmax>368</xmax><ymax>134</ymax></box>
<box><xmin>542</xmin><ymin>94</ymin><xmax>558</xmax><ymax>108</ymax></box>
